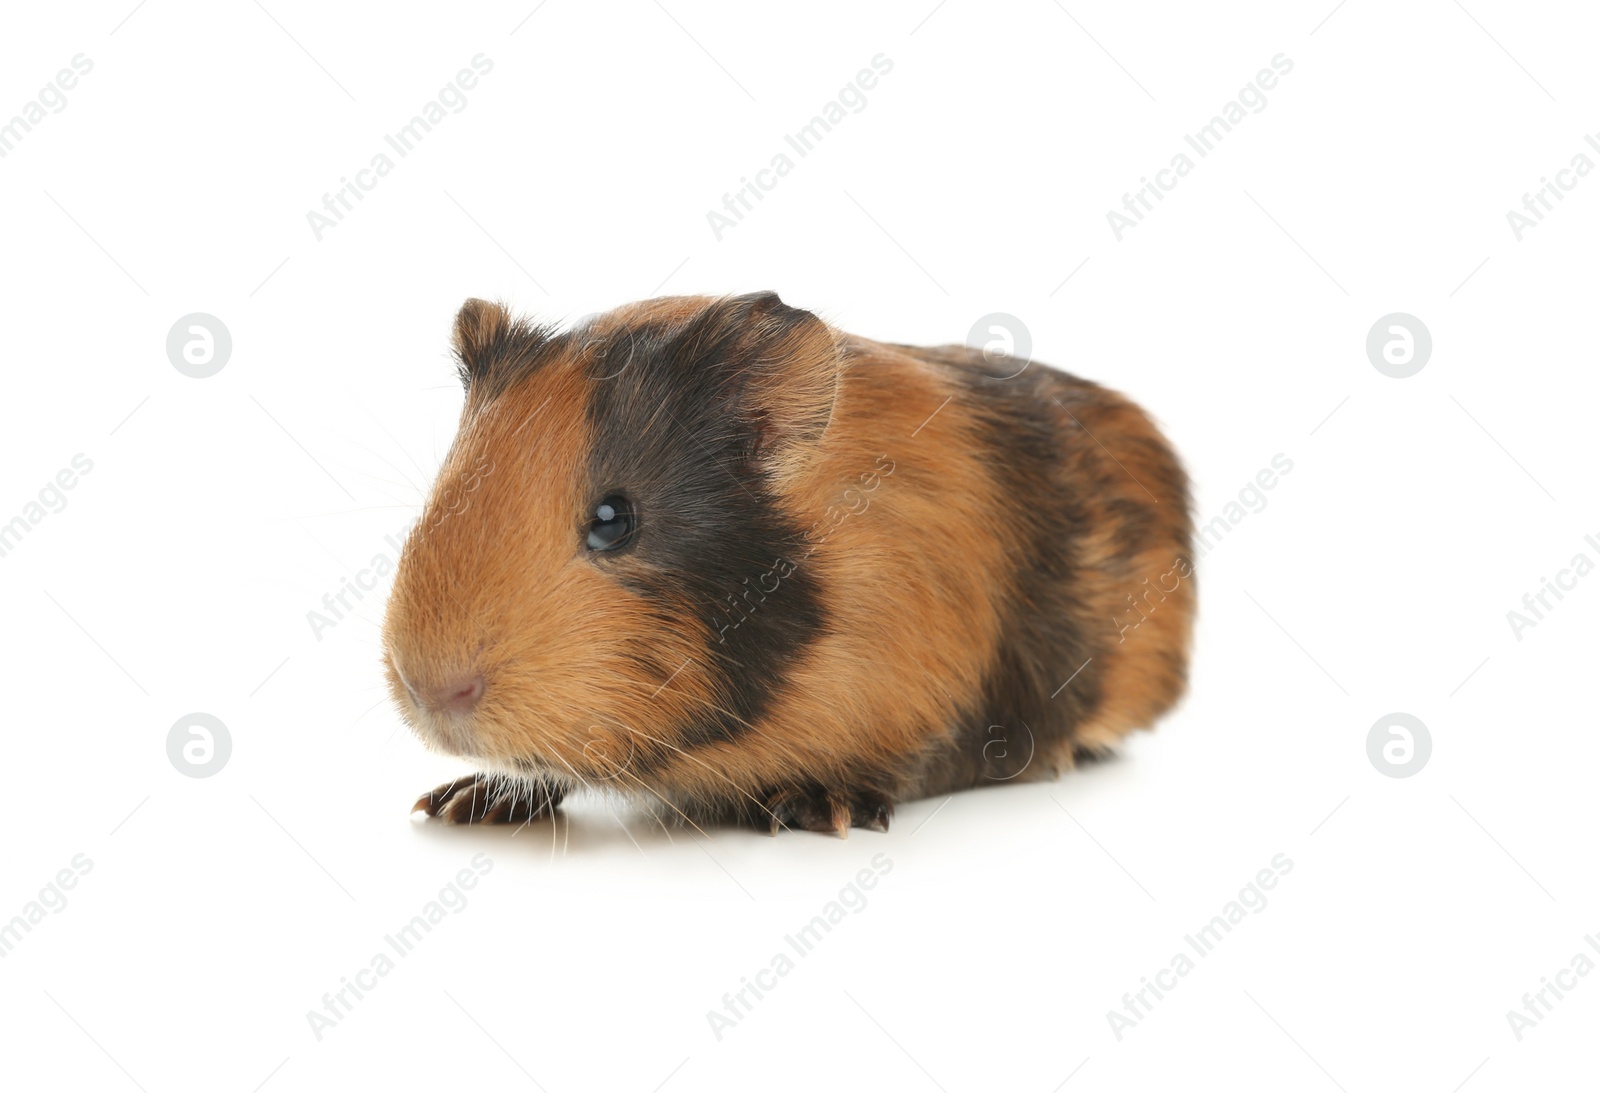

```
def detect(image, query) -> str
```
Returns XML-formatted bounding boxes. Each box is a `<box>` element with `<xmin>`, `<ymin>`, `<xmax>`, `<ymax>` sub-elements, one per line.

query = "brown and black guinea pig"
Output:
<box><xmin>383</xmin><ymin>291</ymin><xmax>1194</xmax><ymax>836</ymax></box>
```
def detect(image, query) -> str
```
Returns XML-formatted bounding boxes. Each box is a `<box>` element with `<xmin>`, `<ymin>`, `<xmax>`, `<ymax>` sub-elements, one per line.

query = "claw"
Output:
<box><xmin>413</xmin><ymin>780</ymin><xmax>462</xmax><ymax>817</ymax></box>
<box><xmin>755</xmin><ymin>784</ymin><xmax>894</xmax><ymax>837</ymax></box>
<box><xmin>413</xmin><ymin>773</ymin><xmax>563</xmax><ymax>825</ymax></box>
<box><xmin>830</xmin><ymin>801</ymin><xmax>851</xmax><ymax>839</ymax></box>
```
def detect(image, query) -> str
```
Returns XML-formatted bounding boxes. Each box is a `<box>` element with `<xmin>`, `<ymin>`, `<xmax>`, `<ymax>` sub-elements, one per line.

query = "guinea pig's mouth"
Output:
<box><xmin>408</xmin><ymin>706</ymin><xmax>483</xmax><ymax>759</ymax></box>
<box><xmin>384</xmin><ymin>652</ymin><xmax>637</xmax><ymax>782</ymax></box>
<box><xmin>394</xmin><ymin>685</ymin><xmax>582</xmax><ymax>776</ymax></box>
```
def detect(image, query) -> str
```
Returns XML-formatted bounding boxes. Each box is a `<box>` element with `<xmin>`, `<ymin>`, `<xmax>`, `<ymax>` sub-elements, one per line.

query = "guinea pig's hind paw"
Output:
<box><xmin>762</xmin><ymin>785</ymin><xmax>894</xmax><ymax>838</ymax></box>
<box><xmin>412</xmin><ymin>772</ymin><xmax>564</xmax><ymax>825</ymax></box>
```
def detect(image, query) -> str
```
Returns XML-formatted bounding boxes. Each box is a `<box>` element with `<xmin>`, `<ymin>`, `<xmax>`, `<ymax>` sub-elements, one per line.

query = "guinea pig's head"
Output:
<box><xmin>381</xmin><ymin>292</ymin><xmax>841</xmax><ymax>786</ymax></box>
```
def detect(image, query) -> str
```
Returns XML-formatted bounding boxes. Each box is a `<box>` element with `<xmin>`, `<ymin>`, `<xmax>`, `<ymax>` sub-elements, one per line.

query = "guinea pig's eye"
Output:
<box><xmin>586</xmin><ymin>495</ymin><xmax>637</xmax><ymax>552</ymax></box>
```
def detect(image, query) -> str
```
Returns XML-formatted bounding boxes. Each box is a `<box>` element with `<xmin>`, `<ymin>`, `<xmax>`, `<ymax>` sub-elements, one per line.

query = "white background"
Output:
<box><xmin>1</xmin><ymin>1</ymin><xmax>1595</xmax><ymax>1089</ymax></box>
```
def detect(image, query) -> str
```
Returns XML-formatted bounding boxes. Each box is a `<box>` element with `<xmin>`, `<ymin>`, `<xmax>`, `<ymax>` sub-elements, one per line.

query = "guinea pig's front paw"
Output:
<box><xmin>762</xmin><ymin>784</ymin><xmax>893</xmax><ymax>838</ymax></box>
<box><xmin>412</xmin><ymin>772</ymin><xmax>564</xmax><ymax>825</ymax></box>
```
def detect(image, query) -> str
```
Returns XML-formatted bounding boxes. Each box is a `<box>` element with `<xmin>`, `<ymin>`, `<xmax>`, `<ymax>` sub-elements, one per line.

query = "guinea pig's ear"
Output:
<box><xmin>710</xmin><ymin>291</ymin><xmax>840</xmax><ymax>469</ymax></box>
<box><xmin>451</xmin><ymin>298</ymin><xmax>512</xmax><ymax>387</ymax></box>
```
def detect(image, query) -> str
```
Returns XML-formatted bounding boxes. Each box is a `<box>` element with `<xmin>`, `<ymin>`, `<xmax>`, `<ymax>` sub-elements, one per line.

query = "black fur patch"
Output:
<box><xmin>455</xmin><ymin>309</ymin><xmax>563</xmax><ymax>397</ymax></box>
<box><xmin>909</xmin><ymin>348</ymin><xmax>1105</xmax><ymax>789</ymax></box>
<box><xmin>582</xmin><ymin>300</ymin><xmax>826</xmax><ymax>753</ymax></box>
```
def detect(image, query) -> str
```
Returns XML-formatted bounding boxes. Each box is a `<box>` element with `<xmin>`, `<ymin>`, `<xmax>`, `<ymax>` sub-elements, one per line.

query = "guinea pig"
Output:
<box><xmin>383</xmin><ymin>292</ymin><xmax>1194</xmax><ymax>836</ymax></box>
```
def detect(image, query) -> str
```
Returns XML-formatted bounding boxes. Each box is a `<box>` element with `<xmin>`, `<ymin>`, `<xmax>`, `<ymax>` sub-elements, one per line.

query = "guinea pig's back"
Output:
<box><xmin>897</xmin><ymin>342</ymin><xmax>1196</xmax><ymax>777</ymax></box>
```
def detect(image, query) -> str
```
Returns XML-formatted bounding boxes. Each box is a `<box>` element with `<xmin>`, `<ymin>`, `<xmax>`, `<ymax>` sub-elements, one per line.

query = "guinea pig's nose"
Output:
<box><xmin>405</xmin><ymin>672</ymin><xmax>485</xmax><ymax>714</ymax></box>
